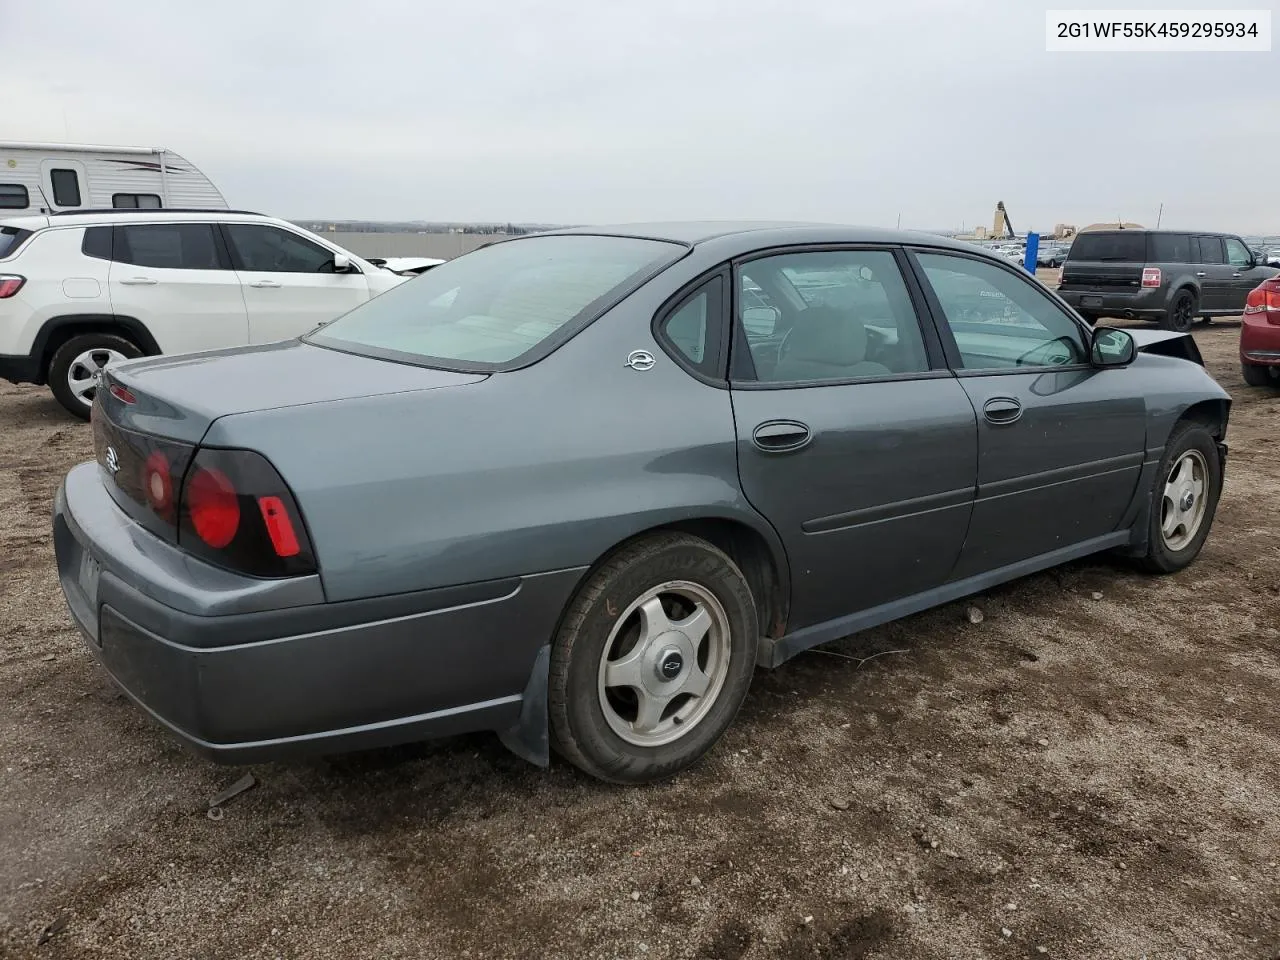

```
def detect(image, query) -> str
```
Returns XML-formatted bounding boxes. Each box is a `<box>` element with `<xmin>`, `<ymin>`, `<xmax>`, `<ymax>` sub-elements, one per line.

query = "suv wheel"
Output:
<box><xmin>48</xmin><ymin>333</ymin><xmax>142</xmax><ymax>420</ymax></box>
<box><xmin>1164</xmin><ymin>289</ymin><xmax>1196</xmax><ymax>333</ymax></box>
<box><xmin>1242</xmin><ymin>362</ymin><xmax>1278</xmax><ymax>387</ymax></box>
<box><xmin>548</xmin><ymin>533</ymin><xmax>758</xmax><ymax>784</ymax></box>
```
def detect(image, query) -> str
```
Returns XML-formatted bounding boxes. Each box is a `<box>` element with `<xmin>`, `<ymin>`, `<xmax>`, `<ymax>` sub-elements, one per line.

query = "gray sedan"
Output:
<box><xmin>53</xmin><ymin>223</ymin><xmax>1231</xmax><ymax>784</ymax></box>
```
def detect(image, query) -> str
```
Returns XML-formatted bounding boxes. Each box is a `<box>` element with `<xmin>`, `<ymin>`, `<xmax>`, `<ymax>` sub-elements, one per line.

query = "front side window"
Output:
<box><xmin>1194</xmin><ymin>236</ymin><xmax>1225</xmax><ymax>265</ymax></box>
<box><xmin>115</xmin><ymin>223</ymin><xmax>223</xmax><ymax>270</ymax></box>
<box><xmin>50</xmin><ymin>169</ymin><xmax>81</xmax><ymax>207</ymax></box>
<box><xmin>224</xmin><ymin>224</ymin><xmax>338</xmax><ymax>273</ymax></box>
<box><xmin>1224</xmin><ymin>237</ymin><xmax>1252</xmax><ymax>267</ymax></box>
<box><xmin>916</xmin><ymin>252</ymin><xmax>1086</xmax><ymax>370</ymax></box>
<box><xmin>309</xmin><ymin>234</ymin><xmax>684</xmax><ymax>368</ymax></box>
<box><xmin>735</xmin><ymin>249</ymin><xmax>931</xmax><ymax>384</ymax></box>
<box><xmin>0</xmin><ymin>184</ymin><xmax>29</xmax><ymax>209</ymax></box>
<box><xmin>113</xmin><ymin>193</ymin><xmax>162</xmax><ymax>209</ymax></box>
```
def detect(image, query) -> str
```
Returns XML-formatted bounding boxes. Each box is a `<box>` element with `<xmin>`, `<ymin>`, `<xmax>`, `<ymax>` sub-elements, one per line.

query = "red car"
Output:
<box><xmin>1241</xmin><ymin>274</ymin><xmax>1280</xmax><ymax>387</ymax></box>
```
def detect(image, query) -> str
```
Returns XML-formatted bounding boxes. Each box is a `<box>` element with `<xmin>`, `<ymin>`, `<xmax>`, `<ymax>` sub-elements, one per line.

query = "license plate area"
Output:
<box><xmin>1082</xmin><ymin>295</ymin><xmax>1104</xmax><ymax>308</ymax></box>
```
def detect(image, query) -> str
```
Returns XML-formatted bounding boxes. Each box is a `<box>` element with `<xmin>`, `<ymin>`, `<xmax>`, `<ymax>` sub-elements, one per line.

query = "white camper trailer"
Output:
<box><xmin>0</xmin><ymin>141</ymin><xmax>228</xmax><ymax>214</ymax></box>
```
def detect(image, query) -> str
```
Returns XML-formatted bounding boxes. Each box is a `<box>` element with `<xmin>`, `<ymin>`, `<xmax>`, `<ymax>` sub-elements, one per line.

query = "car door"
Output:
<box><xmin>1224</xmin><ymin>236</ymin><xmax>1271</xmax><ymax>311</ymax></box>
<box><xmin>1192</xmin><ymin>236</ymin><xmax>1231</xmax><ymax>310</ymax></box>
<box><xmin>107</xmin><ymin>222</ymin><xmax>249</xmax><ymax>353</ymax></box>
<box><xmin>910</xmin><ymin>249</ymin><xmax>1147</xmax><ymax>579</ymax></box>
<box><xmin>220</xmin><ymin>223</ymin><xmax>371</xmax><ymax>343</ymax></box>
<box><xmin>727</xmin><ymin>247</ymin><xmax>977</xmax><ymax>631</ymax></box>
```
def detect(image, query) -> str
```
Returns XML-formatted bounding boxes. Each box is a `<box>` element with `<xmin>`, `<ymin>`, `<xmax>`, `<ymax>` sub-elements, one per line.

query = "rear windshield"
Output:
<box><xmin>1067</xmin><ymin>232</ymin><xmax>1146</xmax><ymax>262</ymax></box>
<box><xmin>308</xmin><ymin>234</ymin><xmax>685</xmax><ymax>369</ymax></box>
<box><xmin>0</xmin><ymin>226</ymin><xmax>33</xmax><ymax>259</ymax></box>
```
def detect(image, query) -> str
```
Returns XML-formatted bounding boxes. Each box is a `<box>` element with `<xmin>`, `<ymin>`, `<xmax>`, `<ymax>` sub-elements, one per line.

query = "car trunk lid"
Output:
<box><xmin>97</xmin><ymin>339</ymin><xmax>488</xmax><ymax>444</ymax></box>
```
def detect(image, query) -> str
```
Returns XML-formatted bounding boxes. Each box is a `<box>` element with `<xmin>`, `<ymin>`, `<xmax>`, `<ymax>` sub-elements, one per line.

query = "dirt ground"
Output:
<box><xmin>1</xmin><ymin>322</ymin><xmax>1277</xmax><ymax>960</ymax></box>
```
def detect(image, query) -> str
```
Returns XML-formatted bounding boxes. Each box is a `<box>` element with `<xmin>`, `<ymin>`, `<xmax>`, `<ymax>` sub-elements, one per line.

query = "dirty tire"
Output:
<box><xmin>1163</xmin><ymin>289</ymin><xmax>1196</xmax><ymax>333</ymax></box>
<box><xmin>48</xmin><ymin>333</ymin><xmax>142</xmax><ymax>420</ymax></box>
<box><xmin>548</xmin><ymin>533</ymin><xmax>758</xmax><ymax>784</ymax></box>
<box><xmin>1136</xmin><ymin>421</ymin><xmax>1222</xmax><ymax>574</ymax></box>
<box><xmin>1241</xmin><ymin>362</ymin><xmax>1274</xmax><ymax>387</ymax></box>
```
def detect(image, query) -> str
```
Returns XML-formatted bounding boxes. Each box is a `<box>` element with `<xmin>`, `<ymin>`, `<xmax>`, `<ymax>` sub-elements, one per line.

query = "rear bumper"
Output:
<box><xmin>1241</xmin><ymin>313</ymin><xmax>1280</xmax><ymax>365</ymax></box>
<box><xmin>1058</xmin><ymin>287</ymin><xmax>1167</xmax><ymax>318</ymax></box>
<box><xmin>0</xmin><ymin>352</ymin><xmax>39</xmax><ymax>384</ymax></box>
<box><xmin>53</xmin><ymin>462</ymin><xmax>584</xmax><ymax>763</ymax></box>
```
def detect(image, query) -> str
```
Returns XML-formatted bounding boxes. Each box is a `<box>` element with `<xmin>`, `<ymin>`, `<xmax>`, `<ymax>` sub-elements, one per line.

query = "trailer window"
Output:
<box><xmin>50</xmin><ymin>169</ymin><xmax>82</xmax><ymax>207</ymax></box>
<box><xmin>0</xmin><ymin>184</ymin><xmax>29</xmax><ymax>209</ymax></box>
<box><xmin>112</xmin><ymin>193</ymin><xmax>162</xmax><ymax>209</ymax></box>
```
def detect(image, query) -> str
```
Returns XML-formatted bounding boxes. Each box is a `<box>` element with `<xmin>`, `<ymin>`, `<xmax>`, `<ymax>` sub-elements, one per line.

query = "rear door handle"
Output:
<box><xmin>118</xmin><ymin>276</ymin><xmax>157</xmax><ymax>285</ymax></box>
<box><xmin>1195</xmin><ymin>271</ymin><xmax>1207</xmax><ymax>278</ymax></box>
<box><xmin>249</xmin><ymin>280</ymin><xmax>281</xmax><ymax>288</ymax></box>
<box><xmin>751</xmin><ymin>419</ymin><xmax>812</xmax><ymax>453</ymax></box>
<box><xmin>982</xmin><ymin>397</ymin><xmax>1023</xmax><ymax>425</ymax></box>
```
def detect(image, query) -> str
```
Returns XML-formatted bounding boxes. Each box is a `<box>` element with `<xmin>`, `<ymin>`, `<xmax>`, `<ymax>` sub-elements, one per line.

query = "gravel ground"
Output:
<box><xmin>1</xmin><ymin>322</ymin><xmax>1278</xmax><ymax>960</ymax></box>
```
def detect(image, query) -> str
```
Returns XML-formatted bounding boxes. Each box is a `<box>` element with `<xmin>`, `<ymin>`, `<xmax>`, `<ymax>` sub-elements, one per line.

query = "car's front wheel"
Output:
<box><xmin>1136</xmin><ymin>421</ymin><xmax>1222</xmax><ymax>574</ymax></box>
<box><xmin>48</xmin><ymin>333</ymin><xmax>142</xmax><ymax>420</ymax></box>
<box><xmin>549</xmin><ymin>533</ymin><xmax>758</xmax><ymax>784</ymax></box>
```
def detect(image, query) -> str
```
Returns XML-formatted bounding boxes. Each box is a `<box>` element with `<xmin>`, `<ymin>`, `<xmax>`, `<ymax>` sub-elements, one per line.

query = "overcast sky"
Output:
<box><xmin>3</xmin><ymin>0</ymin><xmax>1277</xmax><ymax>232</ymax></box>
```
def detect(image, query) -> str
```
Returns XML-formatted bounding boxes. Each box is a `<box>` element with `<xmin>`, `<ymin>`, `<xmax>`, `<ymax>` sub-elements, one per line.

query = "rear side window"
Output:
<box><xmin>82</xmin><ymin>226</ymin><xmax>113</xmax><ymax>260</ymax></box>
<box><xmin>1067</xmin><ymin>232</ymin><xmax>1146</xmax><ymax>262</ymax></box>
<box><xmin>1194</xmin><ymin>236</ymin><xmax>1225</xmax><ymax>264</ymax></box>
<box><xmin>50</xmin><ymin>169</ymin><xmax>82</xmax><ymax>207</ymax></box>
<box><xmin>0</xmin><ymin>183</ymin><xmax>29</xmax><ymax>209</ymax></box>
<box><xmin>659</xmin><ymin>276</ymin><xmax>724</xmax><ymax>378</ymax></box>
<box><xmin>1149</xmin><ymin>234</ymin><xmax>1191</xmax><ymax>262</ymax></box>
<box><xmin>114</xmin><ymin>223</ymin><xmax>224</xmax><ymax>270</ymax></box>
<box><xmin>112</xmin><ymin>193</ymin><xmax>162</xmax><ymax>209</ymax></box>
<box><xmin>0</xmin><ymin>226</ymin><xmax>33</xmax><ymax>259</ymax></box>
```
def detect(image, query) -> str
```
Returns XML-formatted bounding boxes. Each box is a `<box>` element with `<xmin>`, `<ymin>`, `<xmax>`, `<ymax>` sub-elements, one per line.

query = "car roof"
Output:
<box><xmin>538</xmin><ymin>220</ymin><xmax>978</xmax><ymax>253</ymax></box>
<box><xmin>0</xmin><ymin>210</ymin><xmax>285</xmax><ymax>230</ymax></box>
<box><xmin>1077</xmin><ymin>228</ymin><xmax>1236</xmax><ymax>237</ymax></box>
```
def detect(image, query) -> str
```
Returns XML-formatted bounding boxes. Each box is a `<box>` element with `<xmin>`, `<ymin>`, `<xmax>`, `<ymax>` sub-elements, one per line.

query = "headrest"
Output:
<box><xmin>785</xmin><ymin>305</ymin><xmax>867</xmax><ymax>366</ymax></box>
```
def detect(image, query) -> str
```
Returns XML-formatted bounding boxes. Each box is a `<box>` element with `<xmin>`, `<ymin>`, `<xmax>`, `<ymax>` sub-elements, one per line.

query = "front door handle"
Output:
<box><xmin>751</xmin><ymin>419</ymin><xmax>812</xmax><ymax>453</ymax></box>
<box><xmin>118</xmin><ymin>276</ymin><xmax>157</xmax><ymax>285</ymax></box>
<box><xmin>1231</xmin><ymin>273</ymin><xmax>1242</xmax><ymax>279</ymax></box>
<box><xmin>982</xmin><ymin>397</ymin><xmax>1023</xmax><ymax>425</ymax></box>
<box><xmin>249</xmin><ymin>280</ymin><xmax>281</xmax><ymax>288</ymax></box>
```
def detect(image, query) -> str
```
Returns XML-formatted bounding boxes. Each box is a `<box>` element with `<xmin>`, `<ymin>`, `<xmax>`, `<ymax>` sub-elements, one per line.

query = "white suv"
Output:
<box><xmin>0</xmin><ymin>209</ymin><xmax>408</xmax><ymax>418</ymax></box>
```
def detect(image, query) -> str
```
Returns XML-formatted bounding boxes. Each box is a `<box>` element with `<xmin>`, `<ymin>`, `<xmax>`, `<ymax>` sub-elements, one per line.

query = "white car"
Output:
<box><xmin>0</xmin><ymin>209</ymin><xmax>408</xmax><ymax>418</ymax></box>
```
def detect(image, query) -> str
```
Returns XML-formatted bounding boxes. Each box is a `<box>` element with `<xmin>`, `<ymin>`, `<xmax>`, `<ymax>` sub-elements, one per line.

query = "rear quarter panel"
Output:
<box><xmin>202</xmin><ymin>257</ymin><xmax>783</xmax><ymax>603</ymax></box>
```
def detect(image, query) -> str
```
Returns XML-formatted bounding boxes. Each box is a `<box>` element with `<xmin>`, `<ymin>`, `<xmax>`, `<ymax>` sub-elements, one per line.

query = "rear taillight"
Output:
<box><xmin>1244</xmin><ymin>283</ymin><xmax>1280</xmax><ymax>324</ymax></box>
<box><xmin>141</xmin><ymin>450</ymin><xmax>175</xmax><ymax>522</ymax></box>
<box><xmin>1141</xmin><ymin>267</ymin><xmax>1162</xmax><ymax>288</ymax></box>
<box><xmin>0</xmin><ymin>275</ymin><xmax>25</xmax><ymax>298</ymax></box>
<box><xmin>177</xmin><ymin>448</ymin><xmax>315</xmax><ymax>577</ymax></box>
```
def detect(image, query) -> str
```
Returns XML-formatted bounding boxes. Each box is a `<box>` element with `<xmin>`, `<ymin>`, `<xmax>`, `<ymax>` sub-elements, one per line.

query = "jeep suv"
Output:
<box><xmin>1057</xmin><ymin>229</ymin><xmax>1279</xmax><ymax>332</ymax></box>
<box><xmin>0</xmin><ymin>210</ymin><xmax>407</xmax><ymax>418</ymax></box>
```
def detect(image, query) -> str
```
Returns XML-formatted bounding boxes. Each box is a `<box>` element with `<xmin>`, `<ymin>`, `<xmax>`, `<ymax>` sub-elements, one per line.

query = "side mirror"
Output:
<box><xmin>742</xmin><ymin>306</ymin><xmax>781</xmax><ymax>335</ymax></box>
<box><xmin>332</xmin><ymin>253</ymin><xmax>353</xmax><ymax>273</ymax></box>
<box><xmin>1090</xmin><ymin>326</ymin><xmax>1136</xmax><ymax>367</ymax></box>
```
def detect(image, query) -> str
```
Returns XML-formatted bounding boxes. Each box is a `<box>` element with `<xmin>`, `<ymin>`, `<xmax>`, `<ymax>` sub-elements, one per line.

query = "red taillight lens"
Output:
<box><xmin>187</xmin><ymin>466</ymin><xmax>240</xmax><ymax>548</ymax></box>
<box><xmin>176</xmin><ymin>447</ymin><xmax>315</xmax><ymax>577</ymax></box>
<box><xmin>0</xmin><ymin>275</ymin><xmax>25</xmax><ymax>298</ymax></box>
<box><xmin>1244</xmin><ymin>284</ymin><xmax>1280</xmax><ymax>322</ymax></box>
<box><xmin>109</xmin><ymin>384</ymin><xmax>136</xmax><ymax>404</ymax></box>
<box><xmin>1141</xmin><ymin>267</ymin><xmax>1161</xmax><ymax>288</ymax></box>
<box><xmin>257</xmin><ymin>496</ymin><xmax>301</xmax><ymax>557</ymax></box>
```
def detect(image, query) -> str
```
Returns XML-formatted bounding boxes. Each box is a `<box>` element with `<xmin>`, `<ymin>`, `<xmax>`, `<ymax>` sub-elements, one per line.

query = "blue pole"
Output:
<box><xmin>1023</xmin><ymin>232</ymin><xmax>1040</xmax><ymax>273</ymax></box>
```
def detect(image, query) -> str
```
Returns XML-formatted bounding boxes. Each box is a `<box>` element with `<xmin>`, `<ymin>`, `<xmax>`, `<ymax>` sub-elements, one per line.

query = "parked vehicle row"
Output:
<box><xmin>0</xmin><ymin>210</ymin><xmax>409</xmax><ymax>417</ymax></box>
<box><xmin>52</xmin><ymin>223</ymin><xmax>1231</xmax><ymax>783</ymax></box>
<box><xmin>1057</xmin><ymin>228</ymin><xmax>1279</xmax><ymax>332</ymax></box>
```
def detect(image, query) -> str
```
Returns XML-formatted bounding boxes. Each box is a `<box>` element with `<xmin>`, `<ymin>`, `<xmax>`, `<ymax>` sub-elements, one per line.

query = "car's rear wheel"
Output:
<box><xmin>1164</xmin><ymin>290</ymin><xmax>1196</xmax><ymax>333</ymax></box>
<box><xmin>1136</xmin><ymin>421</ymin><xmax>1222</xmax><ymax>574</ymax></box>
<box><xmin>1241</xmin><ymin>362</ymin><xmax>1277</xmax><ymax>387</ymax></box>
<box><xmin>48</xmin><ymin>333</ymin><xmax>142</xmax><ymax>420</ymax></box>
<box><xmin>548</xmin><ymin>532</ymin><xmax>757</xmax><ymax>784</ymax></box>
